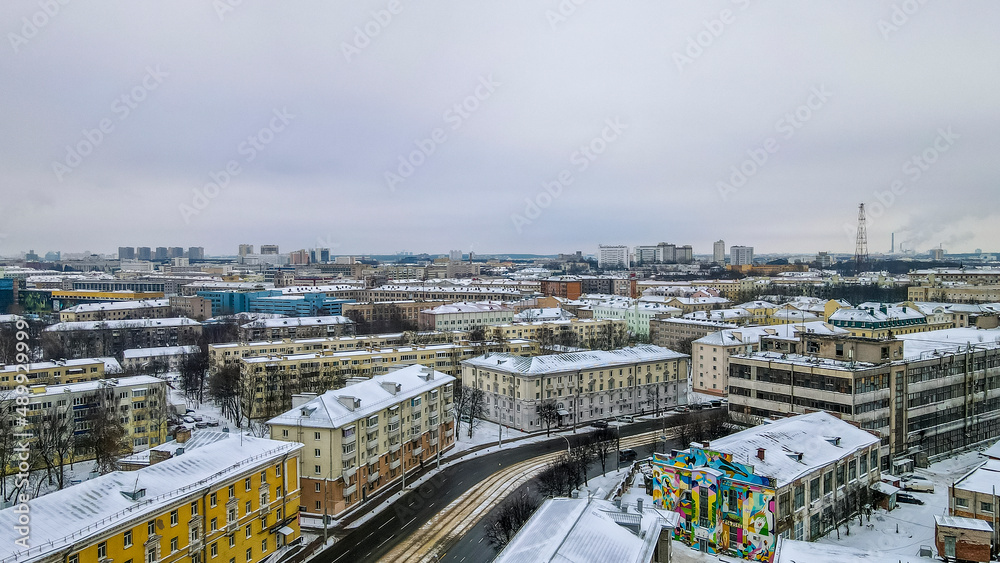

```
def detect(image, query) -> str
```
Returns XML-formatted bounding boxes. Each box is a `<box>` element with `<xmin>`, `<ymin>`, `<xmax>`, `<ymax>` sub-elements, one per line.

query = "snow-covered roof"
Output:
<box><xmin>983</xmin><ymin>439</ymin><xmax>1000</xmax><ymax>460</ymax></box>
<box><xmin>0</xmin><ymin>434</ymin><xmax>301</xmax><ymax>563</ymax></box>
<box><xmin>897</xmin><ymin>327</ymin><xmax>1000</xmax><ymax>360</ymax></box>
<box><xmin>513</xmin><ymin>308</ymin><xmax>574</xmax><ymax>322</ymax></box>
<box><xmin>266</xmin><ymin>364</ymin><xmax>454</xmax><ymax>429</ymax></box>
<box><xmin>934</xmin><ymin>514</ymin><xmax>994</xmax><ymax>532</ymax></box>
<box><xmin>0</xmin><ymin>314</ymin><xmax>24</xmax><ymax>323</ymax></box>
<box><xmin>770</xmin><ymin>309</ymin><xmax>820</xmax><ymax>321</ymax></box>
<box><xmin>0</xmin><ymin>357</ymin><xmax>121</xmax><ymax>374</ymax></box>
<box><xmin>464</xmin><ymin>345</ymin><xmax>687</xmax><ymax>375</ymax></box>
<box><xmin>494</xmin><ymin>497</ymin><xmax>678</xmax><ymax>563</ymax></box>
<box><xmin>653</xmin><ymin>317</ymin><xmax>740</xmax><ymax>329</ymax></box>
<box><xmin>829</xmin><ymin>305</ymin><xmax>924</xmax><ymax>323</ymax></box>
<box><xmin>122</xmin><ymin>345</ymin><xmax>201</xmax><ymax>359</ymax></box>
<box><xmin>421</xmin><ymin>301</ymin><xmax>514</xmax><ymax>314</ymax></box>
<box><xmin>119</xmin><ymin>430</ymin><xmax>234</xmax><ymax>466</ymax></box>
<box><xmin>241</xmin><ymin>315</ymin><xmax>354</xmax><ymax>329</ymax></box>
<box><xmin>709</xmin><ymin>411</ymin><xmax>879</xmax><ymax>487</ymax></box>
<box><xmin>694</xmin><ymin>321</ymin><xmax>847</xmax><ymax>347</ymax></box>
<box><xmin>682</xmin><ymin>308</ymin><xmax>752</xmax><ymax>321</ymax></box>
<box><xmin>24</xmin><ymin>374</ymin><xmax>164</xmax><ymax>397</ymax></box>
<box><xmin>954</xmin><ymin>459</ymin><xmax>1000</xmax><ymax>496</ymax></box>
<box><xmin>44</xmin><ymin>317</ymin><xmax>201</xmax><ymax>331</ymax></box>
<box><xmin>736</xmin><ymin>300</ymin><xmax>779</xmax><ymax>309</ymax></box>
<box><xmin>59</xmin><ymin>298</ymin><xmax>170</xmax><ymax>313</ymax></box>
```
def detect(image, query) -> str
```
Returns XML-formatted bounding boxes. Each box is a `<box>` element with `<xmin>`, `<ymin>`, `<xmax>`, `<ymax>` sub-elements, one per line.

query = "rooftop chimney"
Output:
<box><xmin>149</xmin><ymin>449</ymin><xmax>172</xmax><ymax>466</ymax></box>
<box><xmin>175</xmin><ymin>427</ymin><xmax>191</xmax><ymax>444</ymax></box>
<box><xmin>381</xmin><ymin>381</ymin><xmax>401</xmax><ymax>395</ymax></box>
<box><xmin>756</xmin><ymin>447</ymin><xmax>765</xmax><ymax>461</ymax></box>
<box><xmin>637</xmin><ymin>498</ymin><xmax>644</xmax><ymax>513</ymax></box>
<box><xmin>337</xmin><ymin>395</ymin><xmax>360</xmax><ymax>411</ymax></box>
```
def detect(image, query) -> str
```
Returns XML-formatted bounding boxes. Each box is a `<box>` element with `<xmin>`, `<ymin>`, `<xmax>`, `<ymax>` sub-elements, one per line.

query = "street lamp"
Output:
<box><xmin>559</xmin><ymin>435</ymin><xmax>571</xmax><ymax>456</ymax></box>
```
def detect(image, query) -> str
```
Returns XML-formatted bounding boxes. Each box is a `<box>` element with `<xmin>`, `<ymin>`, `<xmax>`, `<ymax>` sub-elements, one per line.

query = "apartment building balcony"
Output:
<box><xmin>367</xmin><ymin>471</ymin><xmax>381</xmax><ymax>483</ymax></box>
<box><xmin>341</xmin><ymin>449</ymin><xmax>357</xmax><ymax>462</ymax></box>
<box><xmin>389</xmin><ymin>442</ymin><xmax>401</xmax><ymax>454</ymax></box>
<box><xmin>429</xmin><ymin>415</ymin><xmax>439</xmax><ymax>426</ymax></box>
<box><xmin>412</xmin><ymin>446</ymin><xmax>423</xmax><ymax>457</ymax></box>
<box><xmin>367</xmin><ymin>453</ymin><xmax>381</xmax><ymax>466</ymax></box>
<box><xmin>343</xmin><ymin>484</ymin><xmax>356</xmax><ymax>497</ymax></box>
<box><xmin>429</xmin><ymin>438</ymin><xmax>438</xmax><ymax>447</ymax></box>
<box><xmin>389</xmin><ymin>414</ymin><xmax>401</xmax><ymax>425</ymax></box>
<box><xmin>388</xmin><ymin>425</ymin><xmax>400</xmax><ymax>438</ymax></box>
<box><xmin>445</xmin><ymin>428</ymin><xmax>454</xmax><ymax>438</ymax></box>
<box><xmin>226</xmin><ymin>520</ymin><xmax>238</xmax><ymax>534</ymax></box>
<box><xmin>367</xmin><ymin>438</ymin><xmax>379</xmax><ymax>450</ymax></box>
<box><xmin>343</xmin><ymin>466</ymin><xmax>358</xmax><ymax>480</ymax></box>
<box><xmin>389</xmin><ymin>459</ymin><xmax>401</xmax><ymax>470</ymax></box>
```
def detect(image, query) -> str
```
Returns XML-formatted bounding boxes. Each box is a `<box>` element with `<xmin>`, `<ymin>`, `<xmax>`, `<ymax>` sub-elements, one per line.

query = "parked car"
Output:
<box><xmin>195</xmin><ymin>422</ymin><xmax>209</xmax><ymax>429</ymax></box>
<box><xmin>620</xmin><ymin>415</ymin><xmax>635</xmax><ymax>424</ymax></box>
<box><xmin>900</xmin><ymin>474</ymin><xmax>935</xmax><ymax>493</ymax></box>
<box><xmin>207</xmin><ymin>420</ymin><xmax>220</xmax><ymax>427</ymax></box>
<box><xmin>192</xmin><ymin>415</ymin><xmax>204</xmax><ymax>422</ymax></box>
<box><xmin>709</xmin><ymin>400</ymin><xmax>722</xmax><ymax>408</ymax></box>
<box><xmin>182</xmin><ymin>416</ymin><xmax>196</xmax><ymax>424</ymax></box>
<box><xmin>618</xmin><ymin>449</ymin><xmax>638</xmax><ymax>462</ymax></box>
<box><xmin>674</xmin><ymin>405</ymin><xmax>690</xmax><ymax>413</ymax></box>
<box><xmin>690</xmin><ymin>403</ymin><xmax>704</xmax><ymax>411</ymax></box>
<box><xmin>896</xmin><ymin>492</ymin><xmax>925</xmax><ymax>505</ymax></box>
<box><xmin>591</xmin><ymin>420</ymin><xmax>609</xmax><ymax>429</ymax></box>
<box><xmin>185</xmin><ymin>409</ymin><xmax>196</xmax><ymax>414</ymax></box>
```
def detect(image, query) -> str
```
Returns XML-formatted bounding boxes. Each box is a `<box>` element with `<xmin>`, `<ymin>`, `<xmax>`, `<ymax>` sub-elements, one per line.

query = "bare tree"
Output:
<box><xmin>588</xmin><ymin>427</ymin><xmax>617</xmax><ymax>476</ymax></box>
<box><xmin>454</xmin><ymin>381</ymin><xmax>486</xmax><ymax>439</ymax></box>
<box><xmin>484</xmin><ymin>489</ymin><xmax>541</xmax><ymax>550</ymax></box>
<box><xmin>208</xmin><ymin>363</ymin><xmax>242</xmax><ymax>423</ymax></box>
<box><xmin>35</xmin><ymin>405</ymin><xmax>75</xmax><ymax>489</ymax></box>
<box><xmin>536</xmin><ymin>401</ymin><xmax>560</xmax><ymax>437</ymax></box>
<box><xmin>0</xmin><ymin>390</ymin><xmax>19</xmax><ymax>503</ymax></box>
<box><xmin>179</xmin><ymin>347</ymin><xmax>209</xmax><ymax>403</ymax></box>
<box><xmin>77</xmin><ymin>385</ymin><xmax>130</xmax><ymax>474</ymax></box>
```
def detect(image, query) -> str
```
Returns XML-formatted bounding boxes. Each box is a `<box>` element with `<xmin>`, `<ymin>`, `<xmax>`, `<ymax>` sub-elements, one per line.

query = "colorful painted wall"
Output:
<box><xmin>651</xmin><ymin>447</ymin><xmax>778</xmax><ymax>562</ymax></box>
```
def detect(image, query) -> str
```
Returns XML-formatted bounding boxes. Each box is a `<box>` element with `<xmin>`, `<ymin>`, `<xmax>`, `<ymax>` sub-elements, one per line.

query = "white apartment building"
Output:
<box><xmin>462</xmin><ymin>345</ymin><xmax>689</xmax><ymax>431</ymax></box>
<box><xmin>714</xmin><ymin>240</ymin><xmax>726</xmax><ymax>264</ymax></box>
<box><xmin>598</xmin><ymin>245</ymin><xmax>630</xmax><ymax>269</ymax></box>
<box><xmin>417</xmin><ymin>301</ymin><xmax>514</xmax><ymax>330</ymax></box>
<box><xmin>730</xmin><ymin>245</ymin><xmax>754</xmax><ymax>266</ymax></box>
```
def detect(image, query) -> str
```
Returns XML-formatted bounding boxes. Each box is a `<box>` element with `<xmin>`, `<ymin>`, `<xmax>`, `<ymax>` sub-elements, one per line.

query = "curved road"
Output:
<box><xmin>312</xmin><ymin>410</ymin><xmax>707</xmax><ymax>563</ymax></box>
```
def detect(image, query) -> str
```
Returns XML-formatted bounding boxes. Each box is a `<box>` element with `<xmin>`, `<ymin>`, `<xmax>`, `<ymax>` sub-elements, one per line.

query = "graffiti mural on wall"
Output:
<box><xmin>651</xmin><ymin>448</ymin><xmax>778</xmax><ymax>562</ymax></box>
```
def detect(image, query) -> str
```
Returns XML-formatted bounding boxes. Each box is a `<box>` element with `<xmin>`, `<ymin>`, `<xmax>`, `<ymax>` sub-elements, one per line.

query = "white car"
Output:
<box><xmin>901</xmin><ymin>474</ymin><xmax>935</xmax><ymax>493</ymax></box>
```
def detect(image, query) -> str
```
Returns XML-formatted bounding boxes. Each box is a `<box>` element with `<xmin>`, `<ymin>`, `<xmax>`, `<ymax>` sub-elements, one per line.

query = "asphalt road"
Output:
<box><xmin>312</xmin><ymin>409</ymin><xmax>707</xmax><ymax>563</ymax></box>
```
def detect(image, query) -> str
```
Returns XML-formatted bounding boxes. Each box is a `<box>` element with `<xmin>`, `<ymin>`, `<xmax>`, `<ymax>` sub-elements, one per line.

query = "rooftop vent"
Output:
<box><xmin>824</xmin><ymin>436</ymin><xmax>841</xmax><ymax>447</ymax></box>
<box><xmin>756</xmin><ymin>447</ymin><xmax>766</xmax><ymax>461</ymax></box>
<box><xmin>120</xmin><ymin>488</ymin><xmax>146</xmax><ymax>502</ymax></box>
<box><xmin>337</xmin><ymin>396</ymin><xmax>361</xmax><ymax>411</ymax></box>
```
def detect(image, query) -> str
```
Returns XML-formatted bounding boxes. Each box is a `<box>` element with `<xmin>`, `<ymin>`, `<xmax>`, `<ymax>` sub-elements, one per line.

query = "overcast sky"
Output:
<box><xmin>1</xmin><ymin>1</ymin><xmax>998</xmax><ymax>257</ymax></box>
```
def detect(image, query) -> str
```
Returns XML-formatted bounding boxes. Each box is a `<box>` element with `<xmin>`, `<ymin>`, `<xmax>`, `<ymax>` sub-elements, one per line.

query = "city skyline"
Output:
<box><xmin>3</xmin><ymin>2</ymin><xmax>999</xmax><ymax>256</ymax></box>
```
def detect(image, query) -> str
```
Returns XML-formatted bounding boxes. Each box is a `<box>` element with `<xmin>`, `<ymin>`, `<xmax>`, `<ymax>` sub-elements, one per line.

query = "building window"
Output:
<box><xmin>859</xmin><ymin>454</ymin><xmax>868</xmax><ymax>475</ymax></box>
<box><xmin>836</xmin><ymin>466</ymin><xmax>845</xmax><ymax>488</ymax></box>
<box><xmin>261</xmin><ymin>538</ymin><xmax>268</xmax><ymax>553</ymax></box>
<box><xmin>170</xmin><ymin>537</ymin><xmax>178</xmax><ymax>552</ymax></box>
<box><xmin>315</xmin><ymin>482</ymin><xmax>321</xmax><ymax>492</ymax></box>
<box><xmin>124</xmin><ymin>530</ymin><xmax>133</xmax><ymax>548</ymax></box>
<box><xmin>245</xmin><ymin>524</ymin><xmax>252</xmax><ymax>538</ymax></box>
<box><xmin>956</xmin><ymin>497</ymin><xmax>969</xmax><ymax>508</ymax></box>
<box><xmin>810</xmin><ymin>477</ymin><xmax>820</xmax><ymax>501</ymax></box>
<box><xmin>69</xmin><ymin>557</ymin><xmax>79</xmax><ymax>563</ymax></box>
<box><xmin>229</xmin><ymin>535</ymin><xmax>235</xmax><ymax>548</ymax></box>
<box><xmin>170</xmin><ymin>510</ymin><xmax>178</xmax><ymax>526</ymax></box>
<box><xmin>98</xmin><ymin>542</ymin><xmax>107</xmax><ymax>559</ymax></box>
<box><xmin>211</xmin><ymin>542</ymin><xmax>218</xmax><ymax>558</ymax></box>
<box><xmin>823</xmin><ymin>471</ymin><xmax>833</xmax><ymax>494</ymax></box>
<box><xmin>210</xmin><ymin>493</ymin><xmax>217</xmax><ymax>507</ymax></box>
<box><xmin>210</xmin><ymin>517</ymin><xmax>218</xmax><ymax>531</ymax></box>
<box><xmin>794</xmin><ymin>484</ymin><xmax>804</xmax><ymax>510</ymax></box>
<box><xmin>229</xmin><ymin>484</ymin><xmax>236</xmax><ymax>498</ymax></box>
<box><xmin>314</xmin><ymin>448</ymin><xmax>321</xmax><ymax>458</ymax></box>
<box><xmin>245</xmin><ymin>477</ymin><xmax>252</xmax><ymax>491</ymax></box>
<box><xmin>982</xmin><ymin>502</ymin><xmax>994</xmax><ymax>513</ymax></box>
<box><xmin>245</xmin><ymin>501</ymin><xmax>252</xmax><ymax>515</ymax></box>
<box><xmin>315</xmin><ymin>465</ymin><xmax>322</xmax><ymax>475</ymax></box>
<box><xmin>246</xmin><ymin>548</ymin><xmax>252</xmax><ymax>562</ymax></box>
<box><xmin>848</xmin><ymin>460</ymin><xmax>857</xmax><ymax>482</ymax></box>
<box><xmin>191</xmin><ymin>501</ymin><xmax>199</xmax><ymax>516</ymax></box>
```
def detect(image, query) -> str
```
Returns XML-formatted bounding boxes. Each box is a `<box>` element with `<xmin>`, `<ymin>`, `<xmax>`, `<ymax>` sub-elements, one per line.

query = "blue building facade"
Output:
<box><xmin>197</xmin><ymin>289</ymin><xmax>353</xmax><ymax>317</ymax></box>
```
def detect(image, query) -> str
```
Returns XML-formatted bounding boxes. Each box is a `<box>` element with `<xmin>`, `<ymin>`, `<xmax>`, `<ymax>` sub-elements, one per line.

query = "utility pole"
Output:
<box><xmin>854</xmin><ymin>203</ymin><xmax>869</xmax><ymax>276</ymax></box>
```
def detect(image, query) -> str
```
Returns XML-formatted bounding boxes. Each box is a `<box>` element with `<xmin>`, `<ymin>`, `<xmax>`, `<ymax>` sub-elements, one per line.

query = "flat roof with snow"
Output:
<box><xmin>464</xmin><ymin>345</ymin><xmax>687</xmax><ymax>375</ymax></box>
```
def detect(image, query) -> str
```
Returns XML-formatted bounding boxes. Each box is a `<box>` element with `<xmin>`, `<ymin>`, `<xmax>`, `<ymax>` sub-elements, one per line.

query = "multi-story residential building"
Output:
<box><xmin>540</xmin><ymin>277</ymin><xmax>584</xmax><ymax>300</ymax></box>
<box><xmin>0</xmin><ymin>432</ymin><xmax>303</xmax><ymax>563</ymax></box>
<box><xmin>651</xmin><ymin>412</ymin><xmax>880</xmax><ymax>560</ymax></box>
<box><xmin>122</xmin><ymin>345</ymin><xmax>201</xmax><ymax>372</ymax></box>
<box><xmin>727</xmin><ymin>327</ymin><xmax>1000</xmax><ymax>470</ymax></box>
<box><xmin>136</xmin><ymin>246</ymin><xmax>152</xmax><ymax>260</ymax></box>
<box><xmin>730</xmin><ymin>246</ymin><xmax>754</xmax><ymax>266</ymax></box>
<box><xmin>168</xmin><ymin>295</ymin><xmax>212</xmax><ymax>321</ymax></box>
<box><xmin>692</xmin><ymin>322</ymin><xmax>848</xmax><ymax>396</ymax></box>
<box><xmin>260</xmin><ymin>244</ymin><xmax>280</xmax><ymax>255</ymax></box>
<box><xmin>491</xmin><ymin>318</ymin><xmax>627</xmax><ymax>348</ymax></box>
<box><xmin>239</xmin><ymin>315</ymin><xmax>356</xmax><ymax>341</ymax></box>
<box><xmin>661</xmin><ymin>296</ymin><xmax>730</xmax><ymax>315</ymax></box>
<box><xmin>239</xmin><ymin>340</ymin><xmax>538</xmax><ymax>419</ymax></box>
<box><xmin>598</xmin><ymin>244</ymin><xmax>630</xmax><ymax>269</ymax></box>
<box><xmin>827</xmin><ymin>303</ymin><xmax>929</xmax><ymax>338</ymax></box>
<box><xmin>267</xmin><ymin>365</ymin><xmax>454</xmax><ymax>517</ymax></box>
<box><xmin>58</xmin><ymin>298</ymin><xmax>172</xmax><ymax>322</ymax></box>
<box><xmin>908</xmin><ymin>284</ymin><xmax>1000</xmax><ymax>304</ymax></box>
<box><xmin>239</xmin><ymin>243</ymin><xmax>254</xmax><ymax>256</ymax></box>
<box><xmin>43</xmin><ymin>317</ymin><xmax>203</xmax><ymax>358</ymax></box>
<box><xmin>650</xmin><ymin>318</ymin><xmax>739</xmax><ymax>354</ymax></box>
<box><xmin>188</xmin><ymin>246</ymin><xmax>205</xmax><ymax>260</ymax></box>
<box><xmin>208</xmin><ymin>331</ymin><xmax>467</xmax><ymax>370</ymax></box>
<box><xmin>342</xmin><ymin>300</ymin><xmax>448</xmax><ymax>329</ymax></box>
<box><xmin>72</xmin><ymin>278</ymin><xmax>168</xmax><ymax>293</ymax></box>
<box><xmin>118</xmin><ymin>246</ymin><xmax>136</xmax><ymax>260</ymax></box>
<box><xmin>0</xmin><ymin>357</ymin><xmax>120</xmax><ymax>390</ymax></box>
<box><xmin>714</xmin><ymin>240</ymin><xmax>726</xmax><ymax>264</ymax></box>
<box><xmin>155</xmin><ymin>247</ymin><xmax>169</xmax><ymax>260</ymax></box>
<box><xmin>909</xmin><ymin>268</ymin><xmax>1000</xmax><ymax>286</ymax></box>
<box><xmin>590</xmin><ymin>299</ymin><xmax>682</xmax><ymax>338</ymax></box>
<box><xmin>14</xmin><ymin>375</ymin><xmax>169</xmax><ymax>456</ymax></box>
<box><xmin>169</xmin><ymin>247</ymin><xmax>184</xmax><ymax>259</ymax></box>
<box><xmin>418</xmin><ymin>301</ymin><xmax>515</xmax><ymax>331</ymax></box>
<box><xmin>461</xmin><ymin>345</ymin><xmax>689</xmax><ymax>431</ymax></box>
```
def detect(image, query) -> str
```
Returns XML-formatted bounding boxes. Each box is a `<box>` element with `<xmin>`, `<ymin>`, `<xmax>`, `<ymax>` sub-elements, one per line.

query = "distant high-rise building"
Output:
<box><xmin>118</xmin><ymin>246</ymin><xmax>136</xmax><ymax>260</ymax></box>
<box><xmin>154</xmin><ymin>247</ymin><xmax>168</xmax><ymax>260</ymax></box>
<box><xmin>676</xmin><ymin>245</ymin><xmax>693</xmax><ymax>264</ymax></box>
<box><xmin>260</xmin><ymin>244</ymin><xmax>279</xmax><ymax>255</ymax></box>
<box><xmin>598</xmin><ymin>245</ymin><xmax>630</xmax><ymax>269</ymax></box>
<box><xmin>449</xmin><ymin>249</ymin><xmax>463</xmax><ymax>262</ymax></box>
<box><xmin>730</xmin><ymin>245</ymin><xmax>754</xmax><ymax>266</ymax></box>
<box><xmin>25</xmin><ymin>250</ymin><xmax>39</xmax><ymax>261</ymax></box>
<box><xmin>136</xmin><ymin>247</ymin><xmax>152</xmax><ymax>260</ymax></box>
<box><xmin>657</xmin><ymin>242</ymin><xmax>677</xmax><ymax>263</ymax></box>
<box><xmin>289</xmin><ymin>249</ymin><xmax>310</xmax><ymax>265</ymax></box>
<box><xmin>309</xmin><ymin>248</ymin><xmax>331</xmax><ymax>263</ymax></box>
<box><xmin>238</xmin><ymin>244</ymin><xmax>254</xmax><ymax>257</ymax></box>
<box><xmin>816</xmin><ymin>251</ymin><xmax>833</xmax><ymax>267</ymax></box>
<box><xmin>169</xmin><ymin>247</ymin><xmax>184</xmax><ymax>258</ymax></box>
<box><xmin>188</xmin><ymin>247</ymin><xmax>205</xmax><ymax>260</ymax></box>
<box><xmin>713</xmin><ymin>240</ymin><xmax>725</xmax><ymax>264</ymax></box>
<box><xmin>44</xmin><ymin>251</ymin><xmax>60</xmax><ymax>262</ymax></box>
<box><xmin>930</xmin><ymin>248</ymin><xmax>945</xmax><ymax>261</ymax></box>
